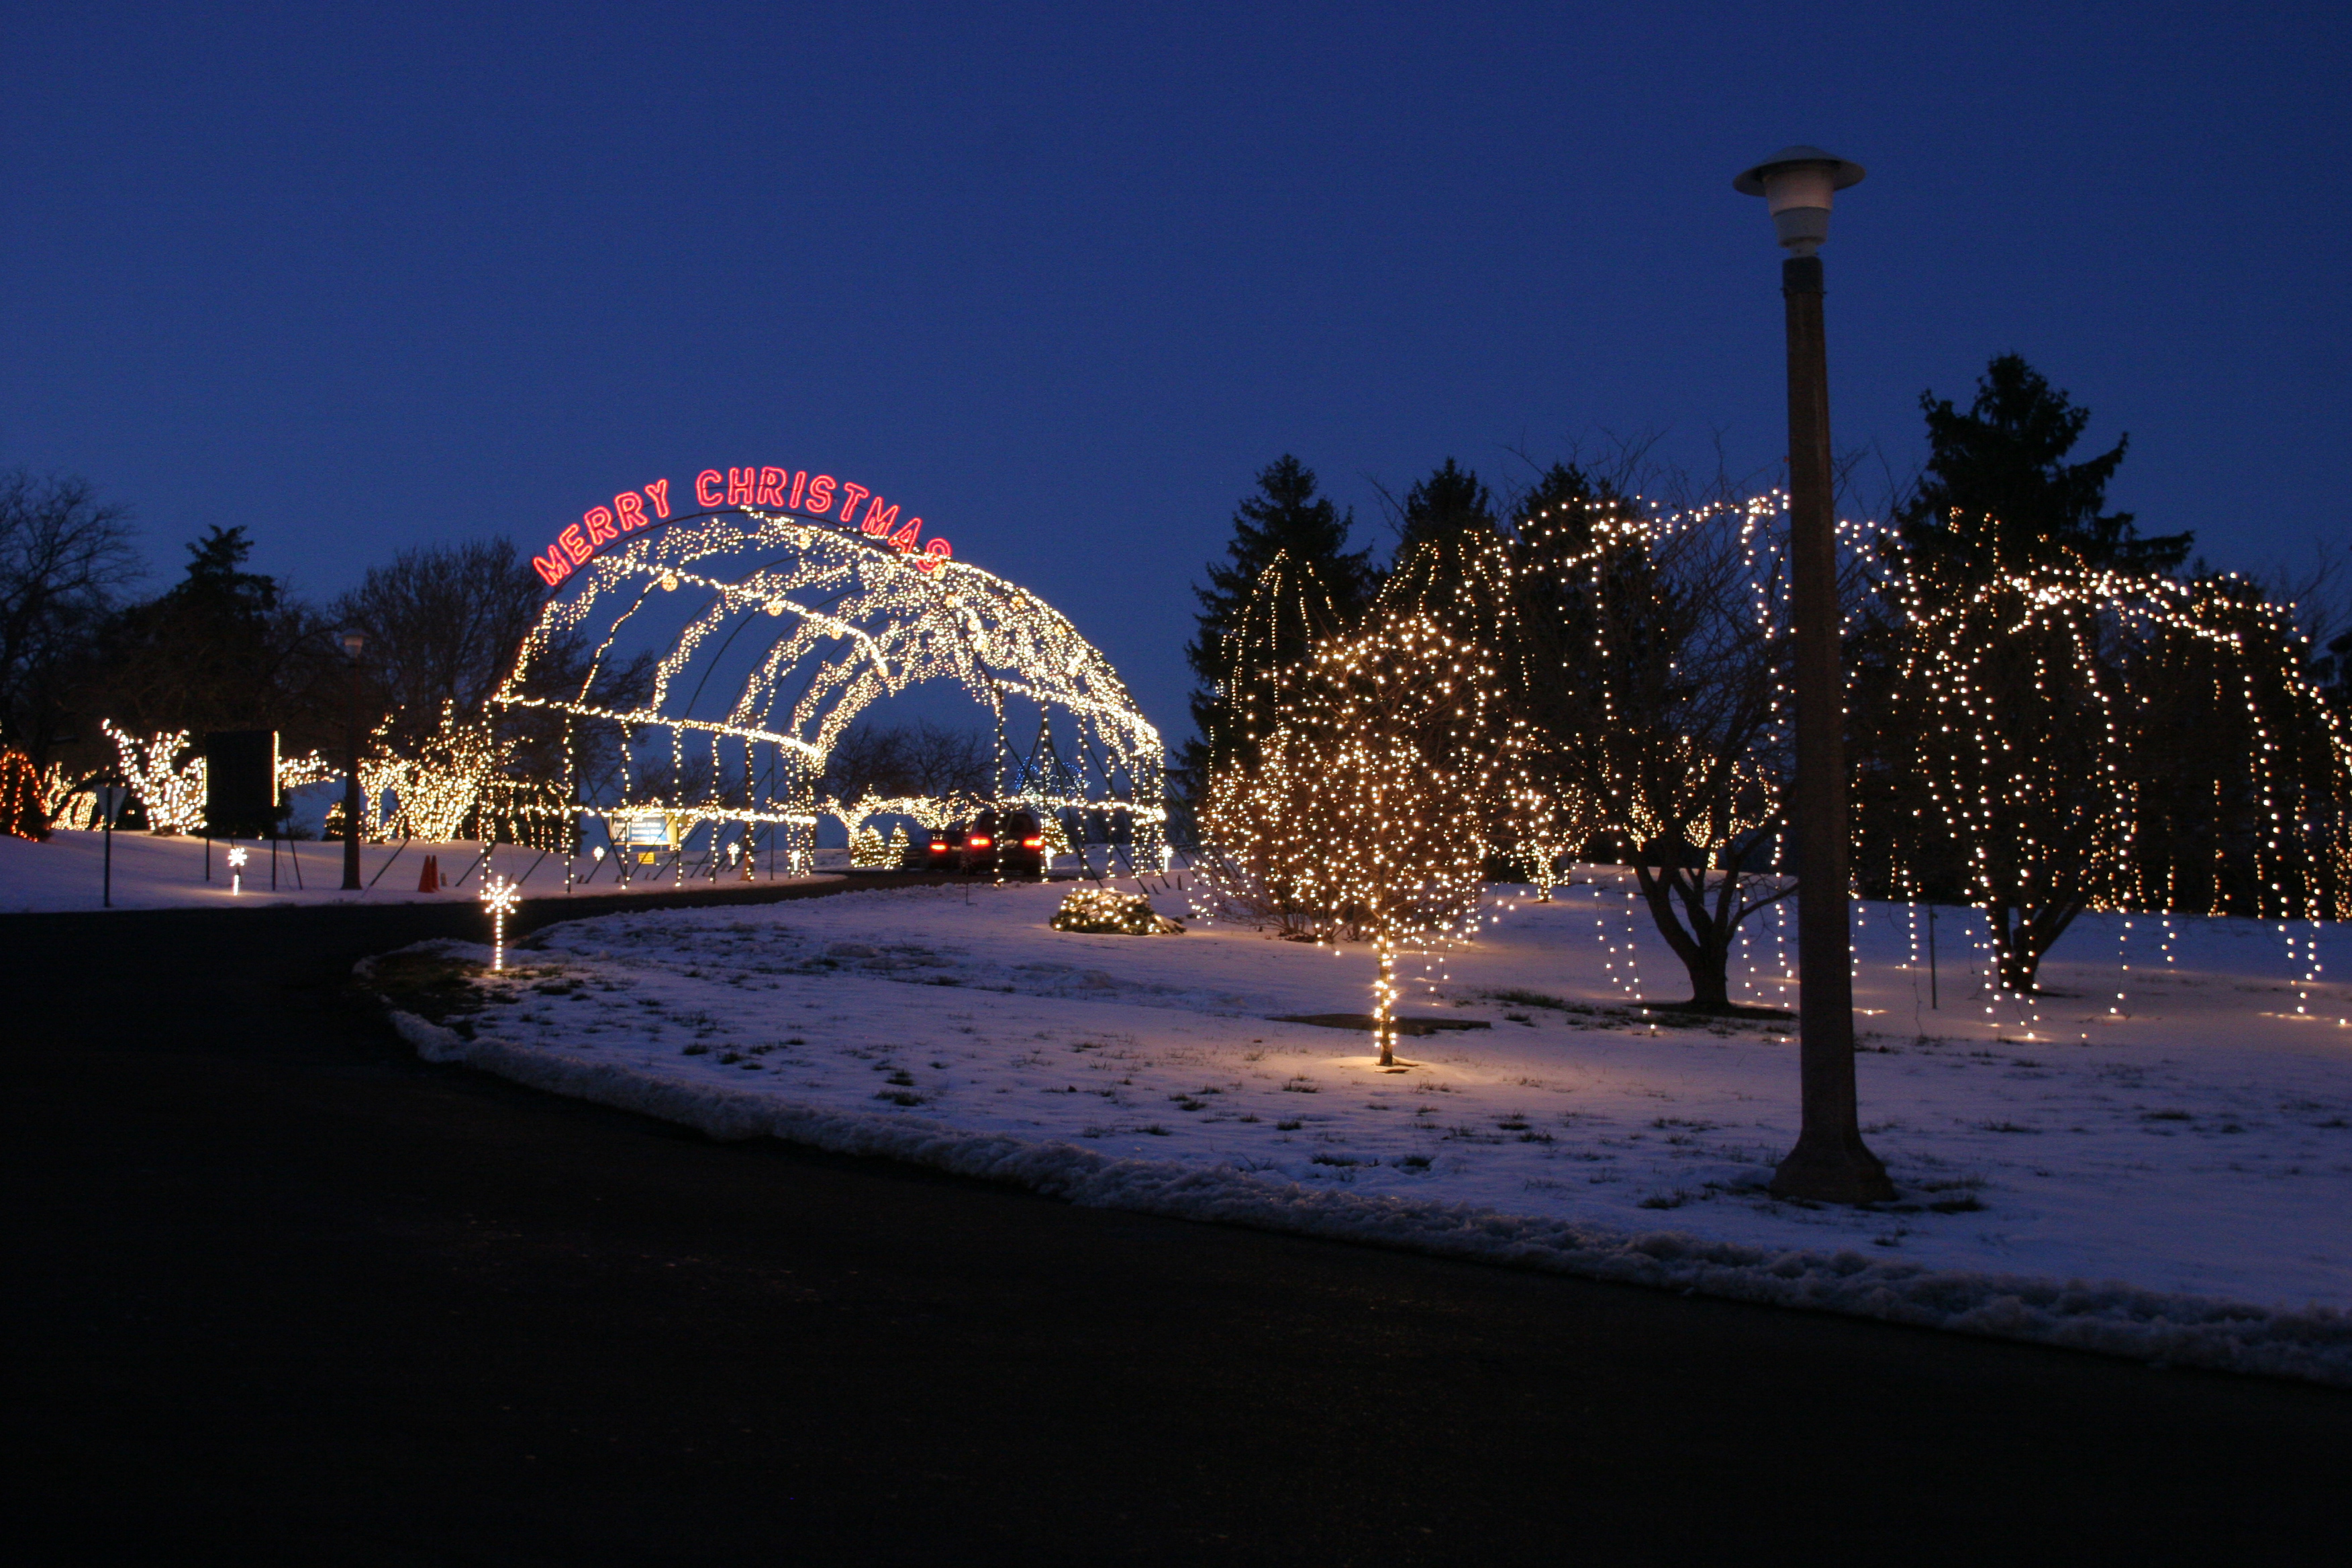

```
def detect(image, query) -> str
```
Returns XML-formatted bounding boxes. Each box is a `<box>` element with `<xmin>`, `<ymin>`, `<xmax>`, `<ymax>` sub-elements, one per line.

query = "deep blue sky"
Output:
<box><xmin>5</xmin><ymin>2</ymin><xmax>2346</xmax><ymax>740</ymax></box>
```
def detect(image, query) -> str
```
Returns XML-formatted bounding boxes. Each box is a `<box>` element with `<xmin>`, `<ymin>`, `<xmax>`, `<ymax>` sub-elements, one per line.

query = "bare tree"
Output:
<box><xmin>818</xmin><ymin>718</ymin><xmax>992</xmax><ymax>802</ymax></box>
<box><xmin>333</xmin><ymin>539</ymin><xmax>562</xmax><ymax>744</ymax></box>
<box><xmin>1504</xmin><ymin>491</ymin><xmax>1801</xmax><ymax>1013</ymax></box>
<box><xmin>335</xmin><ymin>538</ymin><xmax>650</xmax><ymax>788</ymax></box>
<box><xmin>0</xmin><ymin>471</ymin><xmax>142</xmax><ymax>765</ymax></box>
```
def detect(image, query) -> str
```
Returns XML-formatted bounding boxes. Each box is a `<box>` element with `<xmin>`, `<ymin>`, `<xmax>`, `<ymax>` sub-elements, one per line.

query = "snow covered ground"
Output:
<box><xmin>0</xmin><ymin>826</ymin><xmax>850</xmax><ymax>912</ymax></box>
<box><xmin>371</xmin><ymin>870</ymin><xmax>2352</xmax><ymax>1384</ymax></box>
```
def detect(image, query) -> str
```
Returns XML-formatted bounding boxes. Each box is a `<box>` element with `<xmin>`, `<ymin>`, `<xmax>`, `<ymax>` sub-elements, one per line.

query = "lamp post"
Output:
<box><xmin>340</xmin><ymin>630</ymin><xmax>366</xmax><ymax>891</ymax></box>
<box><xmin>1734</xmin><ymin>146</ymin><xmax>1895</xmax><ymax>1204</ymax></box>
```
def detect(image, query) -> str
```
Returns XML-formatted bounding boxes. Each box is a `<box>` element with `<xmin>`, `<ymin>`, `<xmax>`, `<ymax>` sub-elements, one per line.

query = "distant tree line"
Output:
<box><xmin>0</xmin><ymin>481</ymin><xmax>1015</xmax><ymax>840</ymax></box>
<box><xmin>0</xmin><ymin>493</ymin><xmax>642</xmax><ymax>833</ymax></box>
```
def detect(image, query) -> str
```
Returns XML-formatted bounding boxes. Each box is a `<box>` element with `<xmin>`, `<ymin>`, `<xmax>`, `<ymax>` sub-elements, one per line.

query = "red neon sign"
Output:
<box><xmin>534</xmin><ymin>468</ymin><xmax>953</xmax><ymax>587</ymax></box>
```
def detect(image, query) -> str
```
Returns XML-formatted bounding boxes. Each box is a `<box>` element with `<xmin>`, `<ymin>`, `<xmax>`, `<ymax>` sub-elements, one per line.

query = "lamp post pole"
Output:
<box><xmin>340</xmin><ymin>630</ymin><xmax>366</xmax><ymax>891</ymax></box>
<box><xmin>1735</xmin><ymin>147</ymin><xmax>1894</xmax><ymax>1205</ymax></box>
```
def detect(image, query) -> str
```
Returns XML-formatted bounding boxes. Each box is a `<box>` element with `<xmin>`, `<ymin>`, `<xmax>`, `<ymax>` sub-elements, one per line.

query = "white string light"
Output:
<box><xmin>496</xmin><ymin>505</ymin><xmax>1166</xmax><ymax>871</ymax></box>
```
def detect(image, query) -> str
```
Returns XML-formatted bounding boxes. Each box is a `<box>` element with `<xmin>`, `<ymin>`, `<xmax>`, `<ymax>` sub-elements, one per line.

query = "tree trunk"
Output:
<box><xmin>1993</xmin><ymin>920</ymin><xmax>2044</xmax><ymax>993</ymax></box>
<box><xmin>1676</xmin><ymin>947</ymin><xmax>1732</xmax><ymax>1011</ymax></box>
<box><xmin>1634</xmin><ymin>860</ymin><xmax>1736</xmax><ymax>1012</ymax></box>
<box><xmin>1988</xmin><ymin>900</ymin><xmax>2082</xmax><ymax>994</ymax></box>
<box><xmin>1372</xmin><ymin>941</ymin><xmax>1398</xmax><ymax>1068</ymax></box>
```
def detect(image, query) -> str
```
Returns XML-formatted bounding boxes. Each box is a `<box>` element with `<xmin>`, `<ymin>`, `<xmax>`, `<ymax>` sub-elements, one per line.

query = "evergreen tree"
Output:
<box><xmin>93</xmin><ymin>526</ymin><xmax>340</xmax><ymax>749</ymax></box>
<box><xmin>1896</xmin><ymin>353</ymin><xmax>2190</xmax><ymax>579</ymax></box>
<box><xmin>1181</xmin><ymin>456</ymin><xmax>1375</xmax><ymax>793</ymax></box>
<box><xmin>1857</xmin><ymin>353</ymin><xmax>2190</xmax><ymax>906</ymax></box>
<box><xmin>1396</xmin><ymin>458</ymin><xmax>1499</xmax><ymax>555</ymax></box>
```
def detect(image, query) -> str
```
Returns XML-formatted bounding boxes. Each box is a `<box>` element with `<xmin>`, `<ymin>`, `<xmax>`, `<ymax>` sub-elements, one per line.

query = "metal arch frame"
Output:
<box><xmin>493</xmin><ymin>504</ymin><xmax>1167</xmax><ymax>864</ymax></box>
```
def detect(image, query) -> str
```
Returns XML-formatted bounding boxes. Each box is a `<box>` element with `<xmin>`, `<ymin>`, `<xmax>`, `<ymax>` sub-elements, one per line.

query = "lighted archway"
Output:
<box><xmin>492</xmin><ymin>485</ymin><xmax>1165</xmax><ymax>871</ymax></box>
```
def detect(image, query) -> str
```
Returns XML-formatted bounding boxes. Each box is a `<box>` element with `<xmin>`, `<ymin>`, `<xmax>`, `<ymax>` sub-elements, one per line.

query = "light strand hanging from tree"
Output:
<box><xmin>1854</xmin><ymin>540</ymin><xmax>2352</xmax><ymax>994</ymax></box>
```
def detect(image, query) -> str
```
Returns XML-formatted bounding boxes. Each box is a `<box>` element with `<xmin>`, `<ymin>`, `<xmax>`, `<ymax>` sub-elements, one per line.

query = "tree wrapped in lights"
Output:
<box><xmin>849</xmin><ymin>822</ymin><xmax>890</xmax><ymax>867</ymax></box>
<box><xmin>2118</xmin><ymin>576</ymin><xmax>2351</xmax><ymax>920</ymax></box>
<box><xmin>1550</xmin><ymin>499</ymin><xmax>1795</xmax><ymax>1012</ymax></box>
<box><xmin>1855</xmin><ymin>540</ymin><xmax>2352</xmax><ymax>991</ymax></box>
<box><xmin>1183</xmin><ymin>456</ymin><xmax>1375</xmax><ymax>793</ymax></box>
<box><xmin>1459</xmin><ymin>478</ymin><xmax>1805</xmax><ymax>1012</ymax></box>
<box><xmin>1193</xmin><ymin>720</ymin><xmax>1338</xmax><ymax>937</ymax></box>
<box><xmin>324</xmin><ymin>701</ymin><xmax>501</xmax><ymax>844</ymax></box>
<box><xmin>0</xmin><ymin>748</ymin><xmax>46</xmax><ymax>839</ymax></box>
<box><xmin>380</xmin><ymin>700</ymin><xmax>501</xmax><ymax>841</ymax></box>
<box><xmin>37</xmin><ymin>760</ymin><xmax>100</xmax><ymax>831</ymax></box>
<box><xmin>103</xmin><ymin>722</ymin><xmax>206</xmax><ymax>833</ymax></box>
<box><xmin>275</xmin><ymin>750</ymin><xmax>339</xmax><ymax>792</ymax></box>
<box><xmin>1037</xmin><ymin>809</ymin><xmax>1071</xmax><ymax>862</ymax></box>
<box><xmin>1202</xmin><ymin>601</ymin><xmax>1514</xmax><ymax>1066</ymax></box>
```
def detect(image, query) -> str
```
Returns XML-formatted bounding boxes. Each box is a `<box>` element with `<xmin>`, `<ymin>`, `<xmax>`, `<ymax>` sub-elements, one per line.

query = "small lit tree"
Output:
<box><xmin>1203</xmin><ymin>602</ymin><xmax>1512</xmax><ymax>1065</ymax></box>
<box><xmin>1195</xmin><ymin>722</ymin><xmax>1334</xmax><ymax>938</ymax></box>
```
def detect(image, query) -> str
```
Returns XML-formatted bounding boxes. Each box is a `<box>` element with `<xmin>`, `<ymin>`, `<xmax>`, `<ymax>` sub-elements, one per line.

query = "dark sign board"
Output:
<box><xmin>204</xmin><ymin>730</ymin><xmax>278</xmax><ymax>838</ymax></box>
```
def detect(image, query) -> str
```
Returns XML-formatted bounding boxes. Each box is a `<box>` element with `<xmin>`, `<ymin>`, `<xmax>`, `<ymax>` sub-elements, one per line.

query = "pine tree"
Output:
<box><xmin>1896</xmin><ymin>353</ymin><xmax>2190</xmax><ymax>580</ymax></box>
<box><xmin>1181</xmin><ymin>456</ymin><xmax>1375</xmax><ymax>793</ymax></box>
<box><xmin>1395</xmin><ymin>458</ymin><xmax>1499</xmax><ymax>554</ymax></box>
<box><xmin>1857</xmin><ymin>354</ymin><xmax>2190</xmax><ymax>906</ymax></box>
<box><xmin>93</xmin><ymin>526</ymin><xmax>330</xmax><ymax>746</ymax></box>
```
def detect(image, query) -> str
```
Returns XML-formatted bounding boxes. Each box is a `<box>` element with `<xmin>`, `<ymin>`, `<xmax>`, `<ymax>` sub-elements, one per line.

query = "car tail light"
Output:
<box><xmin>928</xmin><ymin>842</ymin><xmax>948</xmax><ymax>854</ymax></box>
<box><xmin>1022</xmin><ymin>836</ymin><xmax>1042</xmax><ymax>848</ymax></box>
<box><xmin>969</xmin><ymin>834</ymin><xmax>991</xmax><ymax>849</ymax></box>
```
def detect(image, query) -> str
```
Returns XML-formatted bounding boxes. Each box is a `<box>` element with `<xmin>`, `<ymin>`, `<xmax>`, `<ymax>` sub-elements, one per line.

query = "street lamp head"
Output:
<box><xmin>340</xmin><ymin>630</ymin><xmax>366</xmax><ymax>659</ymax></box>
<box><xmin>1734</xmin><ymin>146</ymin><xmax>1865</xmax><ymax>256</ymax></box>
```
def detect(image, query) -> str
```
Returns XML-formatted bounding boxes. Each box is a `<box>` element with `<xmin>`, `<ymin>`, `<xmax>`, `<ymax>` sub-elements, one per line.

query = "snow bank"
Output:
<box><xmin>389</xmin><ymin>1001</ymin><xmax>2352</xmax><ymax>1388</ymax></box>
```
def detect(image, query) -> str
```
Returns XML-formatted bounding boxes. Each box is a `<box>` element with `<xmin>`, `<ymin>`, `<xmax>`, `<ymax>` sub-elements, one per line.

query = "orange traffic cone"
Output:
<box><xmin>418</xmin><ymin>853</ymin><xmax>440</xmax><ymax>893</ymax></box>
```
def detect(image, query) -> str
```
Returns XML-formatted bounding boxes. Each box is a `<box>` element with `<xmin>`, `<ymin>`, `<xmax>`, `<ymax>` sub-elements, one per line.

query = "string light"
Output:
<box><xmin>1197</xmin><ymin>603</ymin><xmax>1516</xmax><ymax>1067</ymax></box>
<box><xmin>1858</xmin><ymin>542</ymin><xmax>2352</xmax><ymax>995</ymax></box>
<box><xmin>1051</xmin><ymin>887</ymin><xmax>1181</xmax><ymax>934</ymax></box>
<box><xmin>495</xmin><ymin>504</ymin><xmax>1166</xmax><ymax>875</ymax></box>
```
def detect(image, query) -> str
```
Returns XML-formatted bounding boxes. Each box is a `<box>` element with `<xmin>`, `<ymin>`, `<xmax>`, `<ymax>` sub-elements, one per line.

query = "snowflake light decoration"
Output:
<box><xmin>481</xmin><ymin>873</ymin><xmax>522</xmax><ymax>971</ymax></box>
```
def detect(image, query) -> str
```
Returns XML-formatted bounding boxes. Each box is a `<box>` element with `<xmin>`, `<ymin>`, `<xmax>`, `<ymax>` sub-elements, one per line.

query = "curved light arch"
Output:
<box><xmin>493</xmin><ymin>505</ymin><xmax>1165</xmax><ymax>866</ymax></box>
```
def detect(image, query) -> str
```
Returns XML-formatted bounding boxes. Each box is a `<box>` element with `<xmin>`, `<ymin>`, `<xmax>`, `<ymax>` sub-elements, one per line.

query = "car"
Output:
<box><xmin>915</xmin><ymin>823</ymin><xmax>964</xmax><ymax>871</ymax></box>
<box><xmin>995</xmin><ymin>807</ymin><xmax>1046</xmax><ymax>878</ymax></box>
<box><xmin>957</xmin><ymin>810</ymin><xmax>1003</xmax><ymax>876</ymax></box>
<box><xmin>949</xmin><ymin>807</ymin><xmax>1047</xmax><ymax>878</ymax></box>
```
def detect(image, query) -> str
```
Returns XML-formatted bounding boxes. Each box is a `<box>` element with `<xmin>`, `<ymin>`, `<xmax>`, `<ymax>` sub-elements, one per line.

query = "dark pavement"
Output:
<box><xmin>5</xmin><ymin>877</ymin><xmax>2345</xmax><ymax>1565</ymax></box>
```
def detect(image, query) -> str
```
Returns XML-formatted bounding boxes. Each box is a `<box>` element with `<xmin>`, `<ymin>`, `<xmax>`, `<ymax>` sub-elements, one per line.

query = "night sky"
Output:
<box><xmin>5</xmin><ymin>2</ymin><xmax>2345</xmax><ymax>740</ymax></box>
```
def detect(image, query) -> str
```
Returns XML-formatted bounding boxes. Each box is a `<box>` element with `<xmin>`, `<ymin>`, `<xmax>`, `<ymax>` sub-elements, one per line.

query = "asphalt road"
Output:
<box><xmin>6</xmin><ymin>877</ymin><xmax>2345</xmax><ymax>1565</ymax></box>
